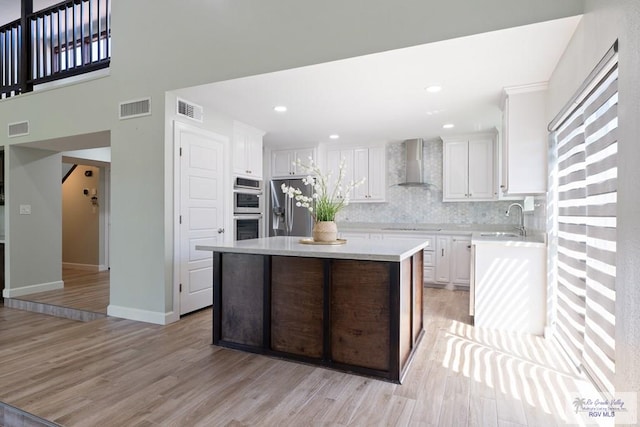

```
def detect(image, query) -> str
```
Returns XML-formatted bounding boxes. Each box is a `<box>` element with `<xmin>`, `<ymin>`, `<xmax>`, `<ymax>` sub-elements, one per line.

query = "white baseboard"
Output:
<box><xmin>107</xmin><ymin>305</ymin><xmax>177</xmax><ymax>325</ymax></box>
<box><xmin>3</xmin><ymin>280</ymin><xmax>64</xmax><ymax>298</ymax></box>
<box><xmin>62</xmin><ymin>262</ymin><xmax>100</xmax><ymax>271</ymax></box>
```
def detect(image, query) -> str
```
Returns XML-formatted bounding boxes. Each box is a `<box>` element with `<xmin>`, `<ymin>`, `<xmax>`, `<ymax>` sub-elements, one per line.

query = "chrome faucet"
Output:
<box><xmin>506</xmin><ymin>203</ymin><xmax>526</xmax><ymax>236</ymax></box>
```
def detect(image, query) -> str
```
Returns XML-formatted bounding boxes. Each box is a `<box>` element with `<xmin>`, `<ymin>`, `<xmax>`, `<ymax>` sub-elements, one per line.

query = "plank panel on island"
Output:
<box><xmin>196</xmin><ymin>235</ymin><xmax>429</xmax><ymax>383</ymax></box>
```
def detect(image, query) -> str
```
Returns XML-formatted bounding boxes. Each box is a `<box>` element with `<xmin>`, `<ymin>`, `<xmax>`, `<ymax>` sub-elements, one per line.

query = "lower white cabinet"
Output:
<box><xmin>451</xmin><ymin>237</ymin><xmax>472</xmax><ymax>285</ymax></box>
<box><xmin>434</xmin><ymin>236</ymin><xmax>451</xmax><ymax>283</ymax></box>
<box><xmin>339</xmin><ymin>231</ymin><xmax>384</xmax><ymax>240</ymax></box>
<box><xmin>472</xmin><ymin>240</ymin><xmax>546</xmax><ymax>335</ymax></box>
<box><xmin>338</xmin><ymin>230</ymin><xmax>471</xmax><ymax>290</ymax></box>
<box><xmin>425</xmin><ymin>235</ymin><xmax>471</xmax><ymax>290</ymax></box>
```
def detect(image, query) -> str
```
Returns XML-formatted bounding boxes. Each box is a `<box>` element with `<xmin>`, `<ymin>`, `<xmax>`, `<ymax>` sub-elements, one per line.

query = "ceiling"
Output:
<box><xmin>176</xmin><ymin>16</ymin><xmax>581</xmax><ymax>149</ymax></box>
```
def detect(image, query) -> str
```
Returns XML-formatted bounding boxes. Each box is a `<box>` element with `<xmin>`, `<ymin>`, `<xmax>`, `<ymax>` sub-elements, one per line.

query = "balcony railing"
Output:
<box><xmin>0</xmin><ymin>19</ymin><xmax>22</xmax><ymax>98</ymax></box>
<box><xmin>1</xmin><ymin>0</ymin><xmax>111</xmax><ymax>100</ymax></box>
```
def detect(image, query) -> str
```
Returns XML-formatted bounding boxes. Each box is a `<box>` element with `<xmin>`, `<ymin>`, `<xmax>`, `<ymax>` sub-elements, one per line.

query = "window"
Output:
<box><xmin>549</xmin><ymin>43</ymin><xmax>618</xmax><ymax>393</ymax></box>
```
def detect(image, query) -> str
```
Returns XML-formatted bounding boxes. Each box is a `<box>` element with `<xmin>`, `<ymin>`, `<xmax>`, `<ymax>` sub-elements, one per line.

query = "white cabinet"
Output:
<box><xmin>327</xmin><ymin>145</ymin><xmax>386</xmax><ymax>202</ymax></box>
<box><xmin>423</xmin><ymin>250</ymin><xmax>435</xmax><ymax>283</ymax></box>
<box><xmin>353</xmin><ymin>146</ymin><xmax>385</xmax><ymax>201</ymax></box>
<box><xmin>434</xmin><ymin>236</ymin><xmax>451</xmax><ymax>283</ymax></box>
<box><xmin>337</xmin><ymin>231</ymin><xmax>384</xmax><ymax>240</ymax></box>
<box><xmin>451</xmin><ymin>237</ymin><xmax>471</xmax><ymax>285</ymax></box>
<box><xmin>339</xmin><ymin>231</ymin><xmax>369</xmax><ymax>240</ymax></box>
<box><xmin>472</xmin><ymin>240</ymin><xmax>546</xmax><ymax>335</ymax></box>
<box><xmin>327</xmin><ymin>149</ymin><xmax>355</xmax><ymax>200</ymax></box>
<box><xmin>442</xmin><ymin>132</ymin><xmax>496</xmax><ymax>201</ymax></box>
<box><xmin>424</xmin><ymin>234</ymin><xmax>472</xmax><ymax>290</ymax></box>
<box><xmin>233</xmin><ymin>121</ymin><xmax>265</xmax><ymax>179</ymax></box>
<box><xmin>271</xmin><ymin>148</ymin><xmax>316</xmax><ymax>178</ymax></box>
<box><xmin>501</xmin><ymin>84</ymin><xmax>548</xmax><ymax>195</ymax></box>
<box><xmin>337</xmin><ymin>230</ymin><xmax>470</xmax><ymax>290</ymax></box>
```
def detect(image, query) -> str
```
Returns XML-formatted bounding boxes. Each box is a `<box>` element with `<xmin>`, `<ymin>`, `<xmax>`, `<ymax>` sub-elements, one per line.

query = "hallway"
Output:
<box><xmin>4</xmin><ymin>268</ymin><xmax>109</xmax><ymax>321</ymax></box>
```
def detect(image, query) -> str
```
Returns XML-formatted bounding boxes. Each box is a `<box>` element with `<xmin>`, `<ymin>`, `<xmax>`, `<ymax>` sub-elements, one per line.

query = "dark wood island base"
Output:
<box><xmin>212</xmin><ymin>249</ymin><xmax>424</xmax><ymax>383</ymax></box>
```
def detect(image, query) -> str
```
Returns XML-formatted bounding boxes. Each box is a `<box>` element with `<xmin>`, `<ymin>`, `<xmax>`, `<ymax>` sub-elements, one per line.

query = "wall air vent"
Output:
<box><xmin>8</xmin><ymin>121</ymin><xmax>30</xmax><ymax>137</ymax></box>
<box><xmin>177</xmin><ymin>98</ymin><xmax>204</xmax><ymax>122</ymax></box>
<box><xmin>119</xmin><ymin>98</ymin><xmax>152</xmax><ymax>120</ymax></box>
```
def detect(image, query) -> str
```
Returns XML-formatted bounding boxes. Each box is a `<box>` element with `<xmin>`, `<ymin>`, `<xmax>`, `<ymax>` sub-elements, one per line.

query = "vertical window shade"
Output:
<box><xmin>551</xmin><ymin>56</ymin><xmax>618</xmax><ymax>393</ymax></box>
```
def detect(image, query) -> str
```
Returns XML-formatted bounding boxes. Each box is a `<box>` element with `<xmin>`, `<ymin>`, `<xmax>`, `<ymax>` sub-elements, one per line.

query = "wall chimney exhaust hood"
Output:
<box><xmin>398</xmin><ymin>138</ymin><xmax>431</xmax><ymax>187</ymax></box>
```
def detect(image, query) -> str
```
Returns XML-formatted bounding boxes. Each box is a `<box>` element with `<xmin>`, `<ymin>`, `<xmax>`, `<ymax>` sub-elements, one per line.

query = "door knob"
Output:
<box><xmin>217</xmin><ymin>228</ymin><xmax>225</xmax><ymax>234</ymax></box>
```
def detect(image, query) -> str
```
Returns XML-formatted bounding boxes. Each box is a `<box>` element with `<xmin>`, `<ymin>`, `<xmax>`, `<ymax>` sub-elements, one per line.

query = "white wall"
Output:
<box><xmin>4</xmin><ymin>146</ymin><xmax>63</xmax><ymax>297</ymax></box>
<box><xmin>547</xmin><ymin>0</ymin><xmax>640</xmax><ymax>395</ymax></box>
<box><xmin>0</xmin><ymin>0</ymin><xmax>584</xmax><ymax>322</ymax></box>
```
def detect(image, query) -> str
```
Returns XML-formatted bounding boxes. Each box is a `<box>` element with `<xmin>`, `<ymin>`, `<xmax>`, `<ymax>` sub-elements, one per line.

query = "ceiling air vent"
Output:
<box><xmin>8</xmin><ymin>121</ymin><xmax>30</xmax><ymax>138</ymax></box>
<box><xmin>119</xmin><ymin>97</ymin><xmax>152</xmax><ymax>120</ymax></box>
<box><xmin>177</xmin><ymin>98</ymin><xmax>204</xmax><ymax>122</ymax></box>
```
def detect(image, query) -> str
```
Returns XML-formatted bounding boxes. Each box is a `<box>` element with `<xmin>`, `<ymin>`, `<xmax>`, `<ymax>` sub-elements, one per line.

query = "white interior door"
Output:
<box><xmin>176</xmin><ymin>123</ymin><xmax>225</xmax><ymax>315</ymax></box>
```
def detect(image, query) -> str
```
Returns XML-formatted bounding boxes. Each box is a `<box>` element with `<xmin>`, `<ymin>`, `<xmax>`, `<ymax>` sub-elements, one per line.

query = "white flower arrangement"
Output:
<box><xmin>281</xmin><ymin>157</ymin><xmax>366</xmax><ymax>222</ymax></box>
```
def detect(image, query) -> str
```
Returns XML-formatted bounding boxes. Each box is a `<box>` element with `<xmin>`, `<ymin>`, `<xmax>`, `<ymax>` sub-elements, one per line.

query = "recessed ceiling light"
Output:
<box><xmin>425</xmin><ymin>85</ymin><xmax>442</xmax><ymax>93</ymax></box>
<box><xmin>442</xmin><ymin>123</ymin><xmax>455</xmax><ymax>129</ymax></box>
<box><xmin>274</xmin><ymin>105</ymin><xmax>287</xmax><ymax>113</ymax></box>
<box><xmin>329</xmin><ymin>134</ymin><xmax>340</xmax><ymax>140</ymax></box>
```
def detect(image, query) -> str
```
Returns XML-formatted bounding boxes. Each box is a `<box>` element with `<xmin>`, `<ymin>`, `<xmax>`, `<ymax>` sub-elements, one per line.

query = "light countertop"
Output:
<box><xmin>471</xmin><ymin>231</ymin><xmax>546</xmax><ymax>247</ymax></box>
<box><xmin>196</xmin><ymin>235</ymin><xmax>430</xmax><ymax>262</ymax></box>
<box><xmin>338</xmin><ymin>221</ymin><xmax>518</xmax><ymax>235</ymax></box>
<box><xmin>337</xmin><ymin>222</ymin><xmax>546</xmax><ymax>245</ymax></box>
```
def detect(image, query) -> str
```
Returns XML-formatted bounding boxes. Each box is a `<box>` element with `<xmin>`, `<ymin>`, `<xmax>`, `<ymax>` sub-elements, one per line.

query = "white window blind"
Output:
<box><xmin>550</xmin><ymin>49</ymin><xmax>618</xmax><ymax>393</ymax></box>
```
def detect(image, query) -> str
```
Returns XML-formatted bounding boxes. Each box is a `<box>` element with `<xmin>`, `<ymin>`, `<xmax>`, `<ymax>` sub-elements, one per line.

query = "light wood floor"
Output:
<box><xmin>0</xmin><ymin>284</ymin><xmax>593</xmax><ymax>426</ymax></box>
<box><xmin>11</xmin><ymin>267</ymin><xmax>110</xmax><ymax>314</ymax></box>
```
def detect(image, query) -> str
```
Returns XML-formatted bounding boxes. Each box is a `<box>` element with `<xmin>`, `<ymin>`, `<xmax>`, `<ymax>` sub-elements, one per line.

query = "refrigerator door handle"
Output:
<box><xmin>284</xmin><ymin>190</ymin><xmax>294</xmax><ymax>235</ymax></box>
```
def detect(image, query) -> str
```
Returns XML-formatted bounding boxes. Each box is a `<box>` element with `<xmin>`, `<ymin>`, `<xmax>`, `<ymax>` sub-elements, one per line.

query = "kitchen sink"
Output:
<box><xmin>479</xmin><ymin>232</ymin><xmax>521</xmax><ymax>237</ymax></box>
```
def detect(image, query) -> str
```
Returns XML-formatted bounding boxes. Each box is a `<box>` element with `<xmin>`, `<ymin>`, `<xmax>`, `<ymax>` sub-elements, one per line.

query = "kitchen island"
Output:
<box><xmin>197</xmin><ymin>236</ymin><xmax>428</xmax><ymax>383</ymax></box>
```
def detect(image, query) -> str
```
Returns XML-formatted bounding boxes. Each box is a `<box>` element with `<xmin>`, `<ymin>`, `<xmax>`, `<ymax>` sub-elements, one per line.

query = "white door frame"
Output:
<box><xmin>102</xmin><ymin>165</ymin><xmax>111</xmax><ymax>271</ymax></box>
<box><xmin>171</xmin><ymin>121</ymin><xmax>229</xmax><ymax>320</ymax></box>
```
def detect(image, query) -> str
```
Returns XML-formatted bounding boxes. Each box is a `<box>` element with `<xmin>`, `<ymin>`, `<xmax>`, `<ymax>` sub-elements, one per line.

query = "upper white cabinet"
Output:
<box><xmin>271</xmin><ymin>147</ymin><xmax>316</xmax><ymax>178</ymax></box>
<box><xmin>442</xmin><ymin>131</ymin><xmax>496</xmax><ymax>202</ymax></box>
<box><xmin>326</xmin><ymin>145</ymin><xmax>386</xmax><ymax>202</ymax></box>
<box><xmin>233</xmin><ymin>121</ymin><xmax>265</xmax><ymax>179</ymax></box>
<box><xmin>501</xmin><ymin>84</ymin><xmax>548</xmax><ymax>195</ymax></box>
<box><xmin>327</xmin><ymin>149</ymin><xmax>355</xmax><ymax>200</ymax></box>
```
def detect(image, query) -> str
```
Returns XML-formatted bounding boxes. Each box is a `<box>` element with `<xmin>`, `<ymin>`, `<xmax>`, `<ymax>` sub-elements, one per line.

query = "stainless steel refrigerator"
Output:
<box><xmin>269</xmin><ymin>179</ymin><xmax>314</xmax><ymax>237</ymax></box>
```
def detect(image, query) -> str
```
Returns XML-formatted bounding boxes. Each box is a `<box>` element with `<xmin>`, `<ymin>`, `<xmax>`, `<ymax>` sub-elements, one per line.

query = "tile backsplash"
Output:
<box><xmin>338</xmin><ymin>139</ymin><xmax>523</xmax><ymax>226</ymax></box>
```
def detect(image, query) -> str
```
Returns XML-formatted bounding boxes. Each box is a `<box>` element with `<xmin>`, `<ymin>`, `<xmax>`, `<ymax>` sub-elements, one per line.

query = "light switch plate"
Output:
<box><xmin>19</xmin><ymin>204</ymin><xmax>31</xmax><ymax>215</ymax></box>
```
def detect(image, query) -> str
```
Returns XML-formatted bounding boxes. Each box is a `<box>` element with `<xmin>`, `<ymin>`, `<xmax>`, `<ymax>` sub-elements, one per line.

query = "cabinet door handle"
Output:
<box><xmin>441</xmin><ymin>248</ymin><xmax>444</xmax><ymax>257</ymax></box>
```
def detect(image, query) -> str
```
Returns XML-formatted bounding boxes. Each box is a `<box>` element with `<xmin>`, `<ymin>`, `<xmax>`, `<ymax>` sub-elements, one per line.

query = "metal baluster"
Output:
<box><xmin>80</xmin><ymin>1</ymin><xmax>85</xmax><ymax>65</ymax></box>
<box><xmin>97</xmin><ymin>0</ymin><xmax>101</xmax><ymax>60</ymax></box>
<box><xmin>105</xmin><ymin>0</ymin><xmax>109</xmax><ymax>59</ymax></box>
<box><xmin>49</xmin><ymin>12</ymin><xmax>53</xmax><ymax>76</ymax></box>
<box><xmin>88</xmin><ymin>0</ymin><xmax>93</xmax><ymax>62</ymax></box>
